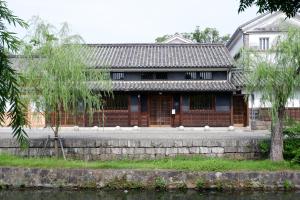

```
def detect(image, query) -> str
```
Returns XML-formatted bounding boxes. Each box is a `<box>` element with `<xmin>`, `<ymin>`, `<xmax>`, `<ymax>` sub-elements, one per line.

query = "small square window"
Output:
<box><xmin>259</xmin><ymin>38</ymin><xmax>269</xmax><ymax>50</ymax></box>
<box><xmin>185</xmin><ymin>72</ymin><xmax>197</xmax><ymax>80</ymax></box>
<box><xmin>112</xmin><ymin>72</ymin><xmax>125</xmax><ymax>80</ymax></box>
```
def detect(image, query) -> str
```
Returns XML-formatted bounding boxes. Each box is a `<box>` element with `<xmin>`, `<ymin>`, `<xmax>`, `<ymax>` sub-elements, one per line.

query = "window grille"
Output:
<box><xmin>199</xmin><ymin>72</ymin><xmax>212</xmax><ymax>80</ymax></box>
<box><xmin>259</xmin><ymin>38</ymin><xmax>269</xmax><ymax>50</ymax></box>
<box><xmin>112</xmin><ymin>72</ymin><xmax>125</xmax><ymax>80</ymax></box>
<box><xmin>190</xmin><ymin>94</ymin><xmax>213</xmax><ymax>110</ymax></box>
<box><xmin>185</xmin><ymin>72</ymin><xmax>197</xmax><ymax>80</ymax></box>
<box><xmin>104</xmin><ymin>94</ymin><xmax>128</xmax><ymax>110</ymax></box>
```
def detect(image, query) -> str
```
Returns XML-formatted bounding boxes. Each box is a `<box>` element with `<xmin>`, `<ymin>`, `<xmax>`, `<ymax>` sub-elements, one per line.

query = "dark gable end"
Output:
<box><xmin>85</xmin><ymin>43</ymin><xmax>233</xmax><ymax>70</ymax></box>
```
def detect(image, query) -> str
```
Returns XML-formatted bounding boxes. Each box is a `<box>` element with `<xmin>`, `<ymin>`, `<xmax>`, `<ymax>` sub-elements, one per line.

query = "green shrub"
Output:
<box><xmin>258</xmin><ymin>122</ymin><xmax>300</xmax><ymax>162</ymax></box>
<box><xmin>283</xmin><ymin>180</ymin><xmax>294</xmax><ymax>190</ymax></box>
<box><xmin>283</xmin><ymin>123</ymin><xmax>300</xmax><ymax>138</ymax></box>
<box><xmin>291</xmin><ymin>148</ymin><xmax>300</xmax><ymax>164</ymax></box>
<box><xmin>196</xmin><ymin>179</ymin><xmax>205</xmax><ymax>190</ymax></box>
<box><xmin>259</xmin><ymin>140</ymin><xmax>270</xmax><ymax>158</ymax></box>
<box><xmin>154</xmin><ymin>177</ymin><xmax>166</xmax><ymax>190</ymax></box>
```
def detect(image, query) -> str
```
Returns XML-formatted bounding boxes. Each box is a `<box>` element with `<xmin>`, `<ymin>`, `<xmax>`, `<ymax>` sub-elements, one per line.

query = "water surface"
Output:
<box><xmin>0</xmin><ymin>190</ymin><xmax>298</xmax><ymax>200</ymax></box>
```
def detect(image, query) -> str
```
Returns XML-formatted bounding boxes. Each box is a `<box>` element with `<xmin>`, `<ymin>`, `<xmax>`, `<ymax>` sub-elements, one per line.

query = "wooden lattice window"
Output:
<box><xmin>104</xmin><ymin>94</ymin><xmax>128</xmax><ymax>110</ymax></box>
<box><xmin>199</xmin><ymin>72</ymin><xmax>212</xmax><ymax>80</ymax></box>
<box><xmin>185</xmin><ymin>72</ymin><xmax>197</xmax><ymax>80</ymax></box>
<box><xmin>190</xmin><ymin>94</ymin><xmax>213</xmax><ymax>110</ymax></box>
<box><xmin>112</xmin><ymin>72</ymin><xmax>125</xmax><ymax>80</ymax></box>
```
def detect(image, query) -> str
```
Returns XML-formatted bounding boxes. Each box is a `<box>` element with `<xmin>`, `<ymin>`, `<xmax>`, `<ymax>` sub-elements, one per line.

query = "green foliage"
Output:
<box><xmin>283</xmin><ymin>180</ymin><xmax>294</xmax><ymax>190</ymax></box>
<box><xmin>196</xmin><ymin>178</ymin><xmax>205</xmax><ymax>190</ymax></box>
<box><xmin>154</xmin><ymin>177</ymin><xmax>167</xmax><ymax>190</ymax></box>
<box><xmin>0</xmin><ymin>0</ymin><xmax>29</xmax><ymax>147</ymax></box>
<box><xmin>291</xmin><ymin>149</ymin><xmax>300</xmax><ymax>164</ymax></box>
<box><xmin>192</xmin><ymin>27</ymin><xmax>230</xmax><ymax>44</ymax></box>
<box><xmin>240</xmin><ymin>28</ymin><xmax>300</xmax><ymax>160</ymax></box>
<box><xmin>259</xmin><ymin>137</ymin><xmax>300</xmax><ymax>163</ymax></box>
<box><xmin>238</xmin><ymin>0</ymin><xmax>299</xmax><ymax>18</ymax></box>
<box><xmin>21</xmin><ymin>17</ymin><xmax>111</xmax><ymax>134</ymax></box>
<box><xmin>105</xmin><ymin>175</ymin><xmax>144</xmax><ymax>190</ymax></box>
<box><xmin>283</xmin><ymin>122</ymin><xmax>300</xmax><ymax>138</ymax></box>
<box><xmin>155</xmin><ymin>27</ymin><xmax>230</xmax><ymax>44</ymax></box>
<box><xmin>0</xmin><ymin>154</ymin><xmax>299</xmax><ymax>171</ymax></box>
<box><xmin>259</xmin><ymin>140</ymin><xmax>270</xmax><ymax>157</ymax></box>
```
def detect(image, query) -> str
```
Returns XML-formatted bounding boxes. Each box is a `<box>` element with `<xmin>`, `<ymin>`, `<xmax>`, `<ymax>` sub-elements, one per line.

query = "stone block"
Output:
<box><xmin>145</xmin><ymin>148</ymin><xmax>155</xmax><ymax>155</ymax></box>
<box><xmin>224</xmin><ymin>146</ymin><xmax>238</xmax><ymax>153</ymax></box>
<box><xmin>155</xmin><ymin>148</ymin><xmax>166</xmax><ymax>155</ymax></box>
<box><xmin>199</xmin><ymin>147</ymin><xmax>210</xmax><ymax>154</ymax></box>
<box><xmin>140</xmin><ymin>140</ymin><xmax>152</xmax><ymax>147</ymax></box>
<box><xmin>211</xmin><ymin>147</ymin><xmax>224</xmax><ymax>154</ymax></box>
<box><xmin>189</xmin><ymin>147</ymin><xmax>200</xmax><ymax>154</ymax></box>
<box><xmin>134</xmin><ymin>148</ymin><xmax>145</xmax><ymax>154</ymax></box>
<box><xmin>166</xmin><ymin>148</ymin><xmax>177</xmax><ymax>155</ymax></box>
<box><xmin>174</xmin><ymin>140</ymin><xmax>183</xmax><ymax>147</ymax></box>
<box><xmin>177</xmin><ymin>147</ymin><xmax>189</xmax><ymax>154</ymax></box>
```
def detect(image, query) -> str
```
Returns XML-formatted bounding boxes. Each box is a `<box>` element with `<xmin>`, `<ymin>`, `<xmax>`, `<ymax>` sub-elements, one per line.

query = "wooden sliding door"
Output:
<box><xmin>149</xmin><ymin>95</ymin><xmax>172</xmax><ymax>126</ymax></box>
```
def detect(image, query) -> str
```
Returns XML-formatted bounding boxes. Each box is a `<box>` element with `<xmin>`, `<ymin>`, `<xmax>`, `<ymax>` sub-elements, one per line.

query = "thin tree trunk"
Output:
<box><xmin>54</xmin><ymin>104</ymin><xmax>60</xmax><ymax>158</ymax></box>
<box><xmin>270</xmin><ymin>106</ymin><xmax>284</xmax><ymax>161</ymax></box>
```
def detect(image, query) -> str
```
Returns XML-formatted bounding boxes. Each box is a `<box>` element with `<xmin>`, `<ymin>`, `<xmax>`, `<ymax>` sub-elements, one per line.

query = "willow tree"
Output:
<box><xmin>0</xmin><ymin>0</ymin><xmax>28</xmax><ymax>147</ymax></box>
<box><xmin>242</xmin><ymin>28</ymin><xmax>300</xmax><ymax>161</ymax></box>
<box><xmin>22</xmin><ymin>18</ymin><xmax>111</xmax><ymax>156</ymax></box>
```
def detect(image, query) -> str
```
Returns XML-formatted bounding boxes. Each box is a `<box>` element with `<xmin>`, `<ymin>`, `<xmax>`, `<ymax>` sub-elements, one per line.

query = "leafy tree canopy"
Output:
<box><xmin>155</xmin><ymin>27</ymin><xmax>230</xmax><ymax>44</ymax></box>
<box><xmin>0</xmin><ymin>0</ymin><xmax>28</xmax><ymax>147</ymax></box>
<box><xmin>21</xmin><ymin>17</ymin><xmax>111</xmax><ymax>155</ymax></box>
<box><xmin>238</xmin><ymin>0</ymin><xmax>300</xmax><ymax>18</ymax></box>
<box><xmin>239</xmin><ymin>28</ymin><xmax>300</xmax><ymax>161</ymax></box>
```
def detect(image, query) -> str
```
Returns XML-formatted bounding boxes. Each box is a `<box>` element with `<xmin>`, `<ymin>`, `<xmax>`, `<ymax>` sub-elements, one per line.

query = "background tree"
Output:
<box><xmin>155</xmin><ymin>27</ymin><xmax>230</xmax><ymax>44</ymax></box>
<box><xmin>238</xmin><ymin>0</ymin><xmax>300</xmax><ymax>18</ymax></box>
<box><xmin>22</xmin><ymin>17</ymin><xmax>111</xmax><ymax>156</ymax></box>
<box><xmin>240</xmin><ymin>28</ymin><xmax>300</xmax><ymax>161</ymax></box>
<box><xmin>192</xmin><ymin>26</ymin><xmax>230</xmax><ymax>43</ymax></box>
<box><xmin>0</xmin><ymin>0</ymin><xmax>28</xmax><ymax>147</ymax></box>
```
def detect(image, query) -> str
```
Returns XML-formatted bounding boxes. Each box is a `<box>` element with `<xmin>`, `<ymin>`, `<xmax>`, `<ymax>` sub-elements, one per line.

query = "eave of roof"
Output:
<box><xmin>90</xmin><ymin>80</ymin><xmax>236</xmax><ymax>92</ymax></box>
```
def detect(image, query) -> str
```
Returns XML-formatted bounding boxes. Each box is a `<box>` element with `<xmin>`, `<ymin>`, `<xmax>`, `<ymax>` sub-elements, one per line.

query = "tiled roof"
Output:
<box><xmin>231</xmin><ymin>70</ymin><xmax>245</xmax><ymax>87</ymax></box>
<box><xmin>90</xmin><ymin>80</ymin><xmax>236</xmax><ymax>92</ymax></box>
<box><xmin>85</xmin><ymin>43</ymin><xmax>233</xmax><ymax>69</ymax></box>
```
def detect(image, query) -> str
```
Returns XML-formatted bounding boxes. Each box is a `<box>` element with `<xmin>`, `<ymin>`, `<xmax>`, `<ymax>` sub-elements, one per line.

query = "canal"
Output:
<box><xmin>0</xmin><ymin>190</ymin><xmax>298</xmax><ymax>200</ymax></box>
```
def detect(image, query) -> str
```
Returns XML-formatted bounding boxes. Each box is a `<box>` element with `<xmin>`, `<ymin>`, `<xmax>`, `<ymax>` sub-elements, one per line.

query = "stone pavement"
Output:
<box><xmin>0</xmin><ymin>127</ymin><xmax>270</xmax><ymax>140</ymax></box>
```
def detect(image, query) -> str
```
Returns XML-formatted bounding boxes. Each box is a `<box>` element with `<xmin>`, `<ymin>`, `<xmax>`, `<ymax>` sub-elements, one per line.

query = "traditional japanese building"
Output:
<box><xmin>52</xmin><ymin>43</ymin><xmax>248</xmax><ymax>127</ymax></box>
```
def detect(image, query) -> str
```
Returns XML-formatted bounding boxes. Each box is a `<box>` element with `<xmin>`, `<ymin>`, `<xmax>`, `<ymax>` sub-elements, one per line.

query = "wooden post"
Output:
<box><xmin>179</xmin><ymin>95</ymin><xmax>183</xmax><ymax>125</ymax></box>
<box><xmin>128</xmin><ymin>94</ymin><xmax>131</xmax><ymax>126</ymax></box>
<box><xmin>138</xmin><ymin>94</ymin><xmax>141</xmax><ymax>127</ymax></box>
<box><xmin>147</xmin><ymin>94</ymin><xmax>150</xmax><ymax>127</ymax></box>
<box><xmin>231</xmin><ymin>94</ymin><xmax>234</xmax><ymax>126</ymax></box>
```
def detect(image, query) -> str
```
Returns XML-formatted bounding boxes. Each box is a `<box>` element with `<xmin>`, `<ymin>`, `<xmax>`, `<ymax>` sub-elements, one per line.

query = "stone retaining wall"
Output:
<box><xmin>0</xmin><ymin>167</ymin><xmax>299</xmax><ymax>190</ymax></box>
<box><xmin>0</xmin><ymin>137</ymin><xmax>263</xmax><ymax>160</ymax></box>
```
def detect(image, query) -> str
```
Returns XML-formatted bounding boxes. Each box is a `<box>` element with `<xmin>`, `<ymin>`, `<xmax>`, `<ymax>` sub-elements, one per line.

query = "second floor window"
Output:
<box><xmin>199</xmin><ymin>72</ymin><xmax>212</xmax><ymax>80</ymax></box>
<box><xmin>185</xmin><ymin>72</ymin><xmax>212</xmax><ymax>80</ymax></box>
<box><xmin>259</xmin><ymin>37</ymin><xmax>269</xmax><ymax>50</ymax></box>
<box><xmin>185</xmin><ymin>72</ymin><xmax>197</xmax><ymax>80</ymax></box>
<box><xmin>141</xmin><ymin>72</ymin><xmax>167</xmax><ymax>80</ymax></box>
<box><xmin>112</xmin><ymin>72</ymin><xmax>125</xmax><ymax>80</ymax></box>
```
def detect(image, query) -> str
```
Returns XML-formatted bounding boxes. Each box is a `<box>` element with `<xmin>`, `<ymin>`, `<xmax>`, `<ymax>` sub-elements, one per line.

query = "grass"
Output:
<box><xmin>0</xmin><ymin>154</ymin><xmax>299</xmax><ymax>171</ymax></box>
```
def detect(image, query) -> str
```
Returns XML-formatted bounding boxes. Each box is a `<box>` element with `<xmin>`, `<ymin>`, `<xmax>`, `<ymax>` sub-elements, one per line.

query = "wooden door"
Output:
<box><xmin>149</xmin><ymin>95</ymin><xmax>172</xmax><ymax>126</ymax></box>
<box><xmin>233</xmin><ymin>95</ymin><xmax>248</xmax><ymax>127</ymax></box>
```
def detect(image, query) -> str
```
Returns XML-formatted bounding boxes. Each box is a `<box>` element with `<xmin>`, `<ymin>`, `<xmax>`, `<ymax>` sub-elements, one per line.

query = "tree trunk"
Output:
<box><xmin>270</xmin><ymin>106</ymin><xmax>284</xmax><ymax>161</ymax></box>
<box><xmin>54</xmin><ymin>105</ymin><xmax>60</xmax><ymax>158</ymax></box>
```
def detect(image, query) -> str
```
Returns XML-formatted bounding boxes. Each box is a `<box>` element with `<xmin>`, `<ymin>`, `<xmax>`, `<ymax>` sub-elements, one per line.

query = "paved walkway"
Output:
<box><xmin>0</xmin><ymin>127</ymin><xmax>270</xmax><ymax>140</ymax></box>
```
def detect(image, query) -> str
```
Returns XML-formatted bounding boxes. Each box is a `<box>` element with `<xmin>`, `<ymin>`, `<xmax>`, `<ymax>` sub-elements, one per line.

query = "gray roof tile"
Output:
<box><xmin>85</xmin><ymin>43</ymin><xmax>233</xmax><ymax>69</ymax></box>
<box><xmin>90</xmin><ymin>80</ymin><xmax>236</xmax><ymax>92</ymax></box>
<box><xmin>231</xmin><ymin>69</ymin><xmax>245</xmax><ymax>87</ymax></box>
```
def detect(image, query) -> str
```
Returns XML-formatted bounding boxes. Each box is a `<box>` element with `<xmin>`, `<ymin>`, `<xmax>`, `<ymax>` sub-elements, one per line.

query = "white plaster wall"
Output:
<box><xmin>247</xmin><ymin>90</ymin><xmax>300</xmax><ymax>108</ymax></box>
<box><xmin>229</xmin><ymin>34</ymin><xmax>243</xmax><ymax>57</ymax></box>
<box><xmin>248</xmin><ymin>32</ymin><xmax>284</xmax><ymax>50</ymax></box>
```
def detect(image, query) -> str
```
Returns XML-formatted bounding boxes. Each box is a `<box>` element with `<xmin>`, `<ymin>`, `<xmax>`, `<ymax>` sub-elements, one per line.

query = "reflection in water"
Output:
<box><xmin>0</xmin><ymin>190</ymin><xmax>299</xmax><ymax>200</ymax></box>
